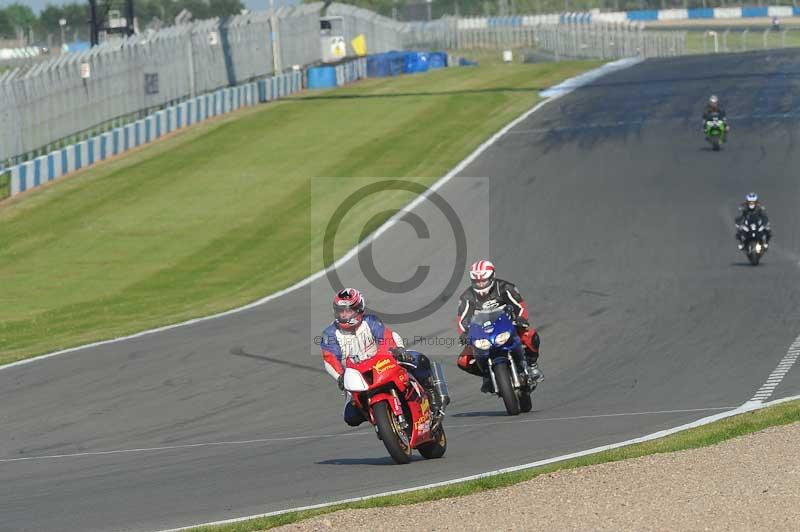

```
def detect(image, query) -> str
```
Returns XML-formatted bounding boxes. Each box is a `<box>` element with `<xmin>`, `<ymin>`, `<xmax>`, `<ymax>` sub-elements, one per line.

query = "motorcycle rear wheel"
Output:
<box><xmin>494</xmin><ymin>363</ymin><xmax>520</xmax><ymax>416</ymax></box>
<box><xmin>518</xmin><ymin>390</ymin><xmax>533</xmax><ymax>413</ymax></box>
<box><xmin>373</xmin><ymin>401</ymin><xmax>412</xmax><ymax>464</ymax></box>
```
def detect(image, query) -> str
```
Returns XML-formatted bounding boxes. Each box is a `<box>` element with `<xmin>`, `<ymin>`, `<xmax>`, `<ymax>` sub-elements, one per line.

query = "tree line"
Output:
<box><xmin>1</xmin><ymin>0</ymin><xmax>245</xmax><ymax>45</ymax></box>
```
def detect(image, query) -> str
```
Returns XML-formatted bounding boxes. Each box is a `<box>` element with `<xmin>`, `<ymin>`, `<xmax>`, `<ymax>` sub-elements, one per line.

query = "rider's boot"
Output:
<box><xmin>525</xmin><ymin>352</ymin><xmax>544</xmax><ymax>383</ymax></box>
<box><xmin>420</xmin><ymin>377</ymin><xmax>444</xmax><ymax>416</ymax></box>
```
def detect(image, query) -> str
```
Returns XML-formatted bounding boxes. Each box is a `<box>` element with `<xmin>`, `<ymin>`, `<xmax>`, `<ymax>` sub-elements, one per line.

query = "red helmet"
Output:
<box><xmin>332</xmin><ymin>288</ymin><xmax>365</xmax><ymax>331</ymax></box>
<box><xmin>469</xmin><ymin>259</ymin><xmax>496</xmax><ymax>296</ymax></box>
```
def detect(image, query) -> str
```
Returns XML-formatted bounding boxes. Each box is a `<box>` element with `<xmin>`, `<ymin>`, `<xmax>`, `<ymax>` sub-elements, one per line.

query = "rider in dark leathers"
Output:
<box><xmin>455</xmin><ymin>260</ymin><xmax>543</xmax><ymax>393</ymax></box>
<box><xmin>735</xmin><ymin>193</ymin><xmax>771</xmax><ymax>250</ymax></box>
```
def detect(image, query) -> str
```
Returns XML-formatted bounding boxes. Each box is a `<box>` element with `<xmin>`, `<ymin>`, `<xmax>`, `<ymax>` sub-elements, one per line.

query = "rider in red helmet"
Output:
<box><xmin>320</xmin><ymin>288</ymin><xmax>445</xmax><ymax>426</ymax></box>
<box><xmin>456</xmin><ymin>260</ymin><xmax>543</xmax><ymax>393</ymax></box>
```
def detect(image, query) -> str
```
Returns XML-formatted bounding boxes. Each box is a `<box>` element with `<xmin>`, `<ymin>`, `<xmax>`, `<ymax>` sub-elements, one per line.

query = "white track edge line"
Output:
<box><xmin>0</xmin><ymin>406</ymin><xmax>736</xmax><ymax>464</ymax></box>
<box><xmin>0</xmin><ymin>59</ymin><xmax>640</xmax><ymax>372</ymax></box>
<box><xmin>158</xmin><ymin>393</ymin><xmax>800</xmax><ymax>532</ymax></box>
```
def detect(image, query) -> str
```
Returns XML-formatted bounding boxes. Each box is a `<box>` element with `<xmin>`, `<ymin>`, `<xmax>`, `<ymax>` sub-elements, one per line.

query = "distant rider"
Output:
<box><xmin>320</xmin><ymin>288</ymin><xmax>444</xmax><ymax>426</ymax></box>
<box><xmin>455</xmin><ymin>260</ymin><xmax>543</xmax><ymax>393</ymax></box>
<box><xmin>703</xmin><ymin>95</ymin><xmax>729</xmax><ymax>140</ymax></box>
<box><xmin>735</xmin><ymin>192</ymin><xmax>771</xmax><ymax>250</ymax></box>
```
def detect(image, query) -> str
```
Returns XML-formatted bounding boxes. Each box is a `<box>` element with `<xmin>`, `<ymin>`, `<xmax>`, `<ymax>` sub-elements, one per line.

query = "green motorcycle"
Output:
<box><xmin>704</xmin><ymin>117</ymin><xmax>728</xmax><ymax>151</ymax></box>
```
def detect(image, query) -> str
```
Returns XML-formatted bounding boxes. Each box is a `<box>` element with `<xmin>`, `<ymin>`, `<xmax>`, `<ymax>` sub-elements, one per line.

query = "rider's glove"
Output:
<box><xmin>514</xmin><ymin>316</ymin><xmax>530</xmax><ymax>329</ymax></box>
<box><xmin>389</xmin><ymin>347</ymin><xmax>413</xmax><ymax>363</ymax></box>
<box><xmin>337</xmin><ymin>373</ymin><xmax>345</xmax><ymax>391</ymax></box>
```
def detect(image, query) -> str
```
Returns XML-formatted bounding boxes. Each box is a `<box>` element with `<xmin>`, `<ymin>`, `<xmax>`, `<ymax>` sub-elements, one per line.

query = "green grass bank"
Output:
<box><xmin>0</xmin><ymin>58</ymin><xmax>600</xmax><ymax>364</ymax></box>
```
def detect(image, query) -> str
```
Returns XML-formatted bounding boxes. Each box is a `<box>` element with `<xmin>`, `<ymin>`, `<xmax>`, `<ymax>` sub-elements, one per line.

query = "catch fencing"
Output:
<box><xmin>404</xmin><ymin>18</ymin><xmax>686</xmax><ymax>60</ymax></box>
<box><xmin>687</xmin><ymin>26</ymin><xmax>800</xmax><ymax>54</ymax></box>
<box><xmin>0</xmin><ymin>2</ymin><xmax>405</xmax><ymax>169</ymax></box>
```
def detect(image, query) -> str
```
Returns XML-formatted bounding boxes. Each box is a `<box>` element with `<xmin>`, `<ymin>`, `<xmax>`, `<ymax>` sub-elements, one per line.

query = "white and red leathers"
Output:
<box><xmin>320</xmin><ymin>314</ymin><xmax>404</xmax><ymax>380</ymax></box>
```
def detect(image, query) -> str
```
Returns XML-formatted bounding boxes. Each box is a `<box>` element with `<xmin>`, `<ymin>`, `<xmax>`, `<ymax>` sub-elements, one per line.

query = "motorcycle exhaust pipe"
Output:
<box><xmin>430</xmin><ymin>361</ymin><xmax>450</xmax><ymax>410</ymax></box>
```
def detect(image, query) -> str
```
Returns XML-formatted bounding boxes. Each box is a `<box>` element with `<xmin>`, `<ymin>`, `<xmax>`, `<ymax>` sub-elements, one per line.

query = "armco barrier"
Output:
<box><xmin>6</xmin><ymin>54</ymin><xmax>448</xmax><ymax>198</ymax></box>
<box><xmin>6</xmin><ymin>72</ymin><xmax>302</xmax><ymax>198</ymax></box>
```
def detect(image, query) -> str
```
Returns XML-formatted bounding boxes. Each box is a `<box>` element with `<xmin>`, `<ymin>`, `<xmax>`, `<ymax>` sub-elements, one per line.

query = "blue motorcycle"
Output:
<box><xmin>467</xmin><ymin>304</ymin><xmax>536</xmax><ymax>415</ymax></box>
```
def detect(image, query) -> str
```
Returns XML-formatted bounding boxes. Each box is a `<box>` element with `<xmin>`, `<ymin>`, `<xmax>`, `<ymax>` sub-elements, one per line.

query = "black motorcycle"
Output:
<box><xmin>738</xmin><ymin>214</ymin><xmax>770</xmax><ymax>266</ymax></box>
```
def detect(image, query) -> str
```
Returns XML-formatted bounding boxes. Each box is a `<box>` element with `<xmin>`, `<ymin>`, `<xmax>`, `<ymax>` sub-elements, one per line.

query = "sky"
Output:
<box><xmin>3</xmin><ymin>0</ymin><xmax>298</xmax><ymax>15</ymax></box>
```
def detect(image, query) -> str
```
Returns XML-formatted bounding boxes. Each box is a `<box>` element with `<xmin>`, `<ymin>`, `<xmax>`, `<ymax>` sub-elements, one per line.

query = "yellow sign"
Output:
<box><xmin>331</xmin><ymin>37</ymin><xmax>346</xmax><ymax>59</ymax></box>
<box><xmin>351</xmin><ymin>34</ymin><xmax>367</xmax><ymax>57</ymax></box>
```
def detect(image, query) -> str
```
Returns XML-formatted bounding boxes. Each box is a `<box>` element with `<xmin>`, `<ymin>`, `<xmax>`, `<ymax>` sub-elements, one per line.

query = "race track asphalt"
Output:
<box><xmin>2</xmin><ymin>50</ymin><xmax>800</xmax><ymax>532</ymax></box>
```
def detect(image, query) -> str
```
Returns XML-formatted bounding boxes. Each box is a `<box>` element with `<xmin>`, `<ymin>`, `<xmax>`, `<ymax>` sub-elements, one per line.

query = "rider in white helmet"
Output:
<box><xmin>455</xmin><ymin>260</ymin><xmax>543</xmax><ymax>393</ymax></box>
<box><xmin>703</xmin><ymin>95</ymin><xmax>729</xmax><ymax>138</ymax></box>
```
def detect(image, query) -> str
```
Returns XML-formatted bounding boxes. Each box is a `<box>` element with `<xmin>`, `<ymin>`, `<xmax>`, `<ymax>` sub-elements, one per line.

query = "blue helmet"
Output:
<box><xmin>745</xmin><ymin>192</ymin><xmax>758</xmax><ymax>210</ymax></box>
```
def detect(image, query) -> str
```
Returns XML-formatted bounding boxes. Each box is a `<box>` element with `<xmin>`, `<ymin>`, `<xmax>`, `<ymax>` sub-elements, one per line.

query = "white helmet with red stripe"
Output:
<box><xmin>469</xmin><ymin>260</ymin><xmax>496</xmax><ymax>296</ymax></box>
<box><xmin>333</xmin><ymin>288</ymin><xmax>366</xmax><ymax>331</ymax></box>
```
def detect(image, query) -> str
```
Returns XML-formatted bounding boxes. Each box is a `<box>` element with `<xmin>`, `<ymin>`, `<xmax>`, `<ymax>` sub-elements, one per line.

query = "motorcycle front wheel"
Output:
<box><xmin>494</xmin><ymin>363</ymin><xmax>520</xmax><ymax>416</ymax></box>
<box><xmin>373</xmin><ymin>401</ymin><xmax>412</xmax><ymax>464</ymax></box>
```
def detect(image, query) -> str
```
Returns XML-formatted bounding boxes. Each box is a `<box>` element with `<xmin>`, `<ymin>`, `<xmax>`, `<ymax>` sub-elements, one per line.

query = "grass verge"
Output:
<box><xmin>0</xmin><ymin>58</ymin><xmax>600</xmax><ymax>365</ymax></box>
<box><xmin>188</xmin><ymin>399</ymin><xmax>800</xmax><ymax>531</ymax></box>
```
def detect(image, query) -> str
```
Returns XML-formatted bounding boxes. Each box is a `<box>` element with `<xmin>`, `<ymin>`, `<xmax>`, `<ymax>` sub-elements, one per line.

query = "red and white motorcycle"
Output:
<box><xmin>344</xmin><ymin>350</ymin><xmax>447</xmax><ymax>464</ymax></box>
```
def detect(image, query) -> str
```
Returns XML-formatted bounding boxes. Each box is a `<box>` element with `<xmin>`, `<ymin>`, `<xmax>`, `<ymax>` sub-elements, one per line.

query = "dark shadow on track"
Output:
<box><xmin>230</xmin><ymin>347</ymin><xmax>325</xmax><ymax>374</ymax></box>
<box><xmin>451</xmin><ymin>410</ymin><xmax>513</xmax><ymax>418</ymax></box>
<box><xmin>317</xmin><ymin>456</ymin><xmax>422</xmax><ymax>466</ymax></box>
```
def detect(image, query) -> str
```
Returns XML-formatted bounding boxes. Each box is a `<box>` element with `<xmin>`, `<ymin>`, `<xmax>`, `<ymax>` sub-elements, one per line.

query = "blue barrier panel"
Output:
<box><xmin>795</xmin><ymin>7</ymin><xmax>800</xmax><ymax>16</ymax></box>
<box><xmin>403</xmin><ymin>51</ymin><xmax>429</xmax><ymax>74</ymax></box>
<box><xmin>100</xmin><ymin>135</ymin><xmax>107</xmax><ymax>160</ymax></box>
<box><xmin>388</xmin><ymin>51</ymin><xmax>405</xmax><ymax>76</ymax></box>
<box><xmin>742</xmin><ymin>7</ymin><xmax>768</xmax><ymax>18</ymax></box>
<box><xmin>87</xmin><ymin>139</ymin><xmax>95</xmax><ymax>165</ymax></box>
<box><xmin>308</xmin><ymin>66</ymin><xmax>338</xmax><ymax>89</ymax></box>
<box><xmin>367</xmin><ymin>54</ymin><xmax>389</xmax><ymax>77</ymax></box>
<box><xmin>61</xmin><ymin>149</ymin><xmax>68</xmax><ymax>173</ymax></box>
<box><xmin>627</xmin><ymin>10</ymin><xmax>658</xmax><ymax>21</ymax></box>
<box><xmin>18</xmin><ymin>163</ymin><xmax>27</xmax><ymax>193</ymax></box>
<box><xmin>47</xmin><ymin>153</ymin><xmax>56</xmax><ymax>181</ymax></box>
<box><xmin>112</xmin><ymin>129</ymin><xmax>120</xmax><ymax>155</ymax></box>
<box><xmin>428</xmin><ymin>51</ymin><xmax>447</xmax><ymax>69</ymax></box>
<box><xmin>33</xmin><ymin>158</ymin><xmax>42</xmax><ymax>187</ymax></box>
<box><xmin>688</xmin><ymin>8</ymin><xmax>714</xmax><ymax>19</ymax></box>
<box><xmin>134</xmin><ymin>122</ymin><xmax>141</xmax><ymax>147</ymax></box>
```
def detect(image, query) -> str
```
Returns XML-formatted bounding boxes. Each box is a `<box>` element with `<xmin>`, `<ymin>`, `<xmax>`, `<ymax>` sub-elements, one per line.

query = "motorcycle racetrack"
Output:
<box><xmin>3</xmin><ymin>50</ymin><xmax>800</xmax><ymax>531</ymax></box>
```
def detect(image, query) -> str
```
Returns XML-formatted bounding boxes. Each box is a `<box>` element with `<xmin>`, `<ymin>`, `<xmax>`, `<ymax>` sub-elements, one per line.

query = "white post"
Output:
<box><xmin>708</xmin><ymin>31</ymin><xmax>719</xmax><ymax>53</ymax></box>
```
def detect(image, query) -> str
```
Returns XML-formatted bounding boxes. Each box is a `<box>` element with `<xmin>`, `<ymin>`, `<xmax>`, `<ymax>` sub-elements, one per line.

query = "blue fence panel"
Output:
<box><xmin>627</xmin><ymin>10</ymin><xmax>658</xmax><ymax>21</ymax></box>
<box><xmin>742</xmin><ymin>7</ymin><xmax>768</xmax><ymax>18</ymax></box>
<box><xmin>48</xmin><ymin>153</ymin><xmax>56</xmax><ymax>181</ymax></box>
<box><xmin>688</xmin><ymin>8</ymin><xmax>714</xmax><ymax>19</ymax></box>
<box><xmin>308</xmin><ymin>66</ymin><xmax>338</xmax><ymax>89</ymax></box>
<box><xmin>429</xmin><ymin>51</ymin><xmax>448</xmax><ymax>69</ymax></box>
<box><xmin>403</xmin><ymin>52</ymin><xmax>430</xmax><ymax>74</ymax></box>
